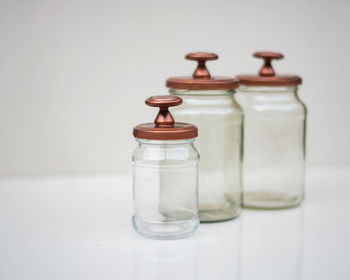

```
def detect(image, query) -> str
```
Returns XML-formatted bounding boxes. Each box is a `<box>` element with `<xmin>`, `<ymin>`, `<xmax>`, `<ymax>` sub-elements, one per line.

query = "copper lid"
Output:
<box><xmin>133</xmin><ymin>95</ymin><xmax>198</xmax><ymax>140</ymax></box>
<box><xmin>166</xmin><ymin>52</ymin><xmax>239</xmax><ymax>90</ymax></box>
<box><xmin>237</xmin><ymin>52</ymin><xmax>302</xmax><ymax>86</ymax></box>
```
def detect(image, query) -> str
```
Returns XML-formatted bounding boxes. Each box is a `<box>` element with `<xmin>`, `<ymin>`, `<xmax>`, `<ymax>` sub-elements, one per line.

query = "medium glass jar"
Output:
<box><xmin>236</xmin><ymin>52</ymin><xmax>307</xmax><ymax>209</ymax></box>
<box><xmin>166</xmin><ymin>52</ymin><xmax>243</xmax><ymax>222</ymax></box>
<box><xmin>132</xmin><ymin>95</ymin><xmax>200</xmax><ymax>239</ymax></box>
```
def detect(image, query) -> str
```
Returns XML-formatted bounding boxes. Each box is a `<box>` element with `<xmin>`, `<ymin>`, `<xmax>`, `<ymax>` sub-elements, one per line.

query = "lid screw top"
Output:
<box><xmin>166</xmin><ymin>52</ymin><xmax>238</xmax><ymax>90</ymax></box>
<box><xmin>186</xmin><ymin>52</ymin><xmax>219</xmax><ymax>79</ymax></box>
<box><xmin>236</xmin><ymin>51</ymin><xmax>301</xmax><ymax>86</ymax></box>
<box><xmin>133</xmin><ymin>95</ymin><xmax>197</xmax><ymax>140</ymax></box>
<box><xmin>254</xmin><ymin>52</ymin><xmax>284</xmax><ymax>77</ymax></box>
<box><xmin>145</xmin><ymin>95</ymin><xmax>182</xmax><ymax>128</ymax></box>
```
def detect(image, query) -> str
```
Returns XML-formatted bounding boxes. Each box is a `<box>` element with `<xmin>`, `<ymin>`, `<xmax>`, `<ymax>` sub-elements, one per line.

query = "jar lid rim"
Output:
<box><xmin>133</xmin><ymin>123</ymin><xmax>198</xmax><ymax>140</ymax></box>
<box><xmin>237</xmin><ymin>74</ymin><xmax>302</xmax><ymax>86</ymax></box>
<box><xmin>166</xmin><ymin>76</ymin><xmax>239</xmax><ymax>90</ymax></box>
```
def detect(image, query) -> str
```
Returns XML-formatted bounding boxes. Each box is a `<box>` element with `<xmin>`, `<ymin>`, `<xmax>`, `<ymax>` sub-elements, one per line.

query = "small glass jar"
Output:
<box><xmin>166</xmin><ymin>52</ymin><xmax>243</xmax><ymax>222</ymax></box>
<box><xmin>236</xmin><ymin>52</ymin><xmax>307</xmax><ymax>209</ymax></box>
<box><xmin>132</xmin><ymin>95</ymin><xmax>200</xmax><ymax>239</ymax></box>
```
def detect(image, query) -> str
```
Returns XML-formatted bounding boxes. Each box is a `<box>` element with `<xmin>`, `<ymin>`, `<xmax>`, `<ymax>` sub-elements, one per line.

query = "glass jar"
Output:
<box><xmin>236</xmin><ymin>52</ymin><xmax>307</xmax><ymax>209</ymax></box>
<box><xmin>166</xmin><ymin>52</ymin><xmax>243</xmax><ymax>222</ymax></box>
<box><xmin>132</xmin><ymin>95</ymin><xmax>200</xmax><ymax>239</ymax></box>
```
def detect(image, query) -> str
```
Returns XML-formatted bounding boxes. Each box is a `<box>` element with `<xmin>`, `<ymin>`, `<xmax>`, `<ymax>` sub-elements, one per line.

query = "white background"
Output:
<box><xmin>0</xmin><ymin>0</ymin><xmax>349</xmax><ymax>176</ymax></box>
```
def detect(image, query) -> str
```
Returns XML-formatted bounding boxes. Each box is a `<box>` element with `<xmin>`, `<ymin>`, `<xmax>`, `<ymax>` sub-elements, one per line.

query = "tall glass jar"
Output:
<box><xmin>236</xmin><ymin>52</ymin><xmax>307</xmax><ymax>209</ymax></box>
<box><xmin>132</xmin><ymin>95</ymin><xmax>200</xmax><ymax>239</ymax></box>
<box><xmin>166</xmin><ymin>52</ymin><xmax>243</xmax><ymax>222</ymax></box>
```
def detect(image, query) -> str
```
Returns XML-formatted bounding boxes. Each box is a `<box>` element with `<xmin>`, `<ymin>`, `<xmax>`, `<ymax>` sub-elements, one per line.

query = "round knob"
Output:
<box><xmin>145</xmin><ymin>95</ymin><xmax>182</xmax><ymax>128</ymax></box>
<box><xmin>185</xmin><ymin>52</ymin><xmax>218</xmax><ymax>79</ymax></box>
<box><xmin>253</xmin><ymin>52</ymin><xmax>284</xmax><ymax>77</ymax></box>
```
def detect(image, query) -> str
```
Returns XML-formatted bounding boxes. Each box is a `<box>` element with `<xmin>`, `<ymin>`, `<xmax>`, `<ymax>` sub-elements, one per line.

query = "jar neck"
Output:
<box><xmin>237</xmin><ymin>85</ymin><xmax>298</xmax><ymax>94</ymax></box>
<box><xmin>135</xmin><ymin>138</ymin><xmax>195</xmax><ymax>145</ymax></box>
<box><xmin>169</xmin><ymin>89</ymin><xmax>235</xmax><ymax>97</ymax></box>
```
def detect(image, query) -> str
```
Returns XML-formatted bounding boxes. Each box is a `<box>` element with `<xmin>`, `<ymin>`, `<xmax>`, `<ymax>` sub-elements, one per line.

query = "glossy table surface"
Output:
<box><xmin>0</xmin><ymin>165</ymin><xmax>349</xmax><ymax>280</ymax></box>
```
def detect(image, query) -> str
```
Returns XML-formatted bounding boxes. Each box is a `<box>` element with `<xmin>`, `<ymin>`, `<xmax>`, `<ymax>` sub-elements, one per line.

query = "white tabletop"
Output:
<box><xmin>0</xmin><ymin>165</ymin><xmax>349</xmax><ymax>280</ymax></box>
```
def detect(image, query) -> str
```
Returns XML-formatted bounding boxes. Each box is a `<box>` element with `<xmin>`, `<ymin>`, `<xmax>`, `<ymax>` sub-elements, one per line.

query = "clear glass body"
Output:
<box><xmin>169</xmin><ymin>89</ymin><xmax>243</xmax><ymax>222</ymax></box>
<box><xmin>235</xmin><ymin>85</ymin><xmax>307</xmax><ymax>209</ymax></box>
<box><xmin>132</xmin><ymin>138</ymin><xmax>200</xmax><ymax>239</ymax></box>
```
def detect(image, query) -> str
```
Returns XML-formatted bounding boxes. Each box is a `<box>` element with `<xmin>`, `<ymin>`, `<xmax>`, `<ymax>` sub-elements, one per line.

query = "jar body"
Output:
<box><xmin>169</xmin><ymin>90</ymin><xmax>243</xmax><ymax>222</ymax></box>
<box><xmin>235</xmin><ymin>86</ymin><xmax>307</xmax><ymax>209</ymax></box>
<box><xmin>132</xmin><ymin>139</ymin><xmax>200</xmax><ymax>239</ymax></box>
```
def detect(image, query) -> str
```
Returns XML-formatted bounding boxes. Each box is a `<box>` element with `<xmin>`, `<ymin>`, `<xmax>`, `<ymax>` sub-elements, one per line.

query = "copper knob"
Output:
<box><xmin>254</xmin><ymin>52</ymin><xmax>284</xmax><ymax>77</ymax></box>
<box><xmin>185</xmin><ymin>52</ymin><xmax>218</xmax><ymax>79</ymax></box>
<box><xmin>145</xmin><ymin>95</ymin><xmax>182</xmax><ymax>128</ymax></box>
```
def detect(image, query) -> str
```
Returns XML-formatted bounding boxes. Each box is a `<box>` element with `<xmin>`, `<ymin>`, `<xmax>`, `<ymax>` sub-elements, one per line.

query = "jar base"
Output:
<box><xmin>243</xmin><ymin>191</ymin><xmax>303</xmax><ymax>209</ymax></box>
<box><xmin>199</xmin><ymin>201</ymin><xmax>241</xmax><ymax>223</ymax></box>
<box><xmin>132</xmin><ymin>216</ymin><xmax>199</xmax><ymax>240</ymax></box>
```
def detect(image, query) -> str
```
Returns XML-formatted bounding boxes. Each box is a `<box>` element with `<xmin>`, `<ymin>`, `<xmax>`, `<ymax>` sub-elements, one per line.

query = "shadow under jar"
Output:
<box><xmin>236</xmin><ymin>52</ymin><xmax>307</xmax><ymax>209</ymax></box>
<box><xmin>132</xmin><ymin>95</ymin><xmax>200</xmax><ymax>239</ymax></box>
<box><xmin>166</xmin><ymin>52</ymin><xmax>243</xmax><ymax>222</ymax></box>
